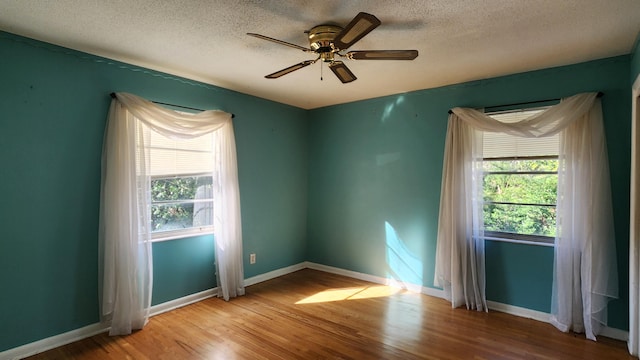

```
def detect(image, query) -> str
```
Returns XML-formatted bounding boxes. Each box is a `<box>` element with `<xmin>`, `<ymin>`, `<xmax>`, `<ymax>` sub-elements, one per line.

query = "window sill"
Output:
<box><xmin>151</xmin><ymin>227</ymin><xmax>214</xmax><ymax>242</ymax></box>
<box><xmin>483</xmin><ymin>235</ymin><xmax>554</xmax><ymax>247</ymax></box>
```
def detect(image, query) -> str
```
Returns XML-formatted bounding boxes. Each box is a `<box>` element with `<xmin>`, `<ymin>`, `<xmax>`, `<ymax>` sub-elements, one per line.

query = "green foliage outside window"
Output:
<box><xmin>483</xmin><ymin>159</ymin><xmax>558</xmax><ymax>238</ymax></box>
<box><xmin>151</xmin><ymin>176</ymin><xmax>212</xmax><ymax>232</ymax></box>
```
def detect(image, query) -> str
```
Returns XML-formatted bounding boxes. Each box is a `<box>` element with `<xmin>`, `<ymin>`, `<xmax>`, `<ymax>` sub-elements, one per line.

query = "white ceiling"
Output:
<box><xmin>1</xmin><ymin>0</ymin><xmax>639</xmax><ymax>109</ymax></box>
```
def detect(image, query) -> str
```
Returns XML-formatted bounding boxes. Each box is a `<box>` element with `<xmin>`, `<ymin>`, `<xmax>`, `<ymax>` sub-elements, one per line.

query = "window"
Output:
<box><xmin>482</xmin><ymin>107</ymin><xmax>556</xmax><ymax>245</ymax></box>
<box><xmin>151</xmin><ymin>174</ymin><xmax>213</xmax><ymax>234</ymax></box>
<box><xmin>145</xmin><ymin>125</ymin><xmax>214</xmax><ymax>241</ymax></box>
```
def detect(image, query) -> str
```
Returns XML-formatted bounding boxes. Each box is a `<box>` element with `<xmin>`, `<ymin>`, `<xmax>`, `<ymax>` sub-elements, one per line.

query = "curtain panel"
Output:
<box><xmin>435</xmin><ymin>92</ymin><xmax>618</xmax><ymax>340</ymax></box>
<box><xmin>99</xmin><ymin>93</ymin><xmax>244</xmax><ymax>335</ymax></box>
<box><xmin>434</xmin><ymin>115</ymin><xmax>486</xmax><ymax>311</ymax></box>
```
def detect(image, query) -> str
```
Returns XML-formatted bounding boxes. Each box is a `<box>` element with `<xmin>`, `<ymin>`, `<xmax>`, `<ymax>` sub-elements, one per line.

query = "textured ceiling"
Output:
<box><xmin>1</xmin><ymin>0</ymin><xmax>639</xmax><ymax>109</ymax></box>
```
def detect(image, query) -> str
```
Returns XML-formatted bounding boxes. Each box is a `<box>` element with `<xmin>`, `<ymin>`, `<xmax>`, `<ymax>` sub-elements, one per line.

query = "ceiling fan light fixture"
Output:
<box><xmin>320</xmin><ymin>52</ymin><xmax>335</xmax><ymax>62</ymax></box>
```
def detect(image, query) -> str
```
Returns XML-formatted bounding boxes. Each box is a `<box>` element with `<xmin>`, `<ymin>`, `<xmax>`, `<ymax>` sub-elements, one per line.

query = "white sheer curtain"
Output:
<box><xmin>629</xmin><ymin>77</ymin><xmax>640</xmax><ymax>355</ymax></box>
<box><xmin>551</xmin><ymin>97</ymin><xmax>617</xmax><ymax>340</ymax></box>
<box><xmin>435</xmin><ymin>93</ymin><xmax>618</xmax><ymax>339</ymax></box>
<box><xmin>99</xmin><ymin>92</ymin><xmax>244</xmax><ymax>335</ymax></box>
<box><xmin>434</xmin><ymin>114</ymin><xmax>487</xmax><ymax>311</ymax></box>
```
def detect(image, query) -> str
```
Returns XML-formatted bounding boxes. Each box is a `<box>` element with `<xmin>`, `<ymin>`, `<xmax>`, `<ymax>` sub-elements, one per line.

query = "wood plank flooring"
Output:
<box><xmin>27</xmin><ymin>269</ymin><xmax>631</xmax><ymax>359</ymax></box>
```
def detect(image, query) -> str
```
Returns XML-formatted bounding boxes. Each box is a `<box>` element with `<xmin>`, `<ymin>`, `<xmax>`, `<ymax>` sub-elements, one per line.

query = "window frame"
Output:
<box><xmin>482</xmin><ymin>107</ymin><xmax>558</xmax><ymax>246</ymax></box>
<box><xmin>150</xmin><ymin>172</ymin><xmax>215</xmax><ymax>242</ymax></box>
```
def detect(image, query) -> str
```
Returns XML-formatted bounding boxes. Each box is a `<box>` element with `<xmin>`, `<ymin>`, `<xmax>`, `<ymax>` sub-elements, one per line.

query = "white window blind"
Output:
<box><xmin>145</xmin><ymin>127</ymin><xmax>214</xmax><ymax>176</ymax></box>
<box><xmin>483</xmin><ymin>108</ymin><xmax>557</xmax><ymax>158</ymax></box>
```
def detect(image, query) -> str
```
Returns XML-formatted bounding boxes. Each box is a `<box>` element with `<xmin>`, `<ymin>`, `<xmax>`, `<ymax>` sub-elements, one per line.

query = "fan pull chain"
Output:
<box><xmin>320</xmin><ymin>61</ymin><xmax>323</xmax><ymax>81</ymax></box>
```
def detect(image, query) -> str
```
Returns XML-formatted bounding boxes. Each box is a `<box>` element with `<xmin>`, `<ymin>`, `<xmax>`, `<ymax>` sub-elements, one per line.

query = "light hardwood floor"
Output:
<box><xmin>28</xmin><ymin>269</ymin><xmax>631</xmax><ymax>359</ymax></box>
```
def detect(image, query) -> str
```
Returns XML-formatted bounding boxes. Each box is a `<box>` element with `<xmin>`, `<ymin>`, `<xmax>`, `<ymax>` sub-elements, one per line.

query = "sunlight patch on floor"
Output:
<box><xmin>295</xmin><ymin>285</ymin><xmax>401</xmax><ymax>304</ymax></box>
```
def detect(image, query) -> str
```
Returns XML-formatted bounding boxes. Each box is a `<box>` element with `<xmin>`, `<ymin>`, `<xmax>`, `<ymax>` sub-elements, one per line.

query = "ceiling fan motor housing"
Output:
<box><xmin>307</xmin><ymin>25</ymin><xmax>342</xmax><ymax>62</ymax></box>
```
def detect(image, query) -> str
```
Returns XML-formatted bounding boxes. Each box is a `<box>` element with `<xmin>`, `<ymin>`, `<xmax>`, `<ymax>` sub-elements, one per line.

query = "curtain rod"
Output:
<box><xmin>110</xmin><ymin>93</ymin><xmax>235</xmax><ymax>118</ymax></box>
<box><xmin>447</xmin><ymin>92</ymin><xmax>603</xmax><ymax>114</ymax></box>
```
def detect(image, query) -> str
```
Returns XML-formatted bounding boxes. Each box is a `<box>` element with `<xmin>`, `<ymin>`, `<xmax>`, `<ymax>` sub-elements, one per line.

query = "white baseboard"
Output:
<box><xmin>1</xmin><ymin>288</ymin><xmax>218</xmax><ymax>360</ymax></box>
<box><xmin>0</xmin><ymin>322</ymin><xmax>109</xmax><ymax>360</ymax></box>
<box><xmin>486</xmin><ymin>300</ymin><xmax>551</xmax><ymax>323</ymax></box>
<box><xmin>244</xmin><ymin>262</ymin><xmax>307</xmax><ymax>287</ymax></box>
<box><xmin>1</xmin><ymin>263</ymin><xmax>307</xmax><ymax>360</ymax></box>
<box><xmin>2</xmin><ymin>261</ymin><xmax>629</xmax><ymax>359</ymax></box>
<box><xmin>304</xmin><ymin>262</ymin><xmax>446</xmax><ymax>299</ymax></box>
<box><xmin>306</xmin><ymin>262</ymin><xmax>629</xmax><ymax>342</ymax></box>
<box><xmin>149</xmin><ymin>288</ymin><xmax>218</xmax><ymax>317</ymax></box>
<box><xmin>600</xmin><ymin>326</ymin><xmax>629</xmax><ymax>342</ymax></box>
<box><xmin>486</xmin><ymin>300</ymin><xmax>628</xmax><ymax>342</ymax></box>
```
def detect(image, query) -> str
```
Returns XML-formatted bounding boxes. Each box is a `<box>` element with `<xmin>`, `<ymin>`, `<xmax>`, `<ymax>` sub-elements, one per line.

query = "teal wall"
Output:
<box><xmin>151</xmin><ymin>235</ymin><xmax>216</xmax><ymax>305</ymax></box>
<box><xmin>0</xmin><ymin>32</ymin><xmax>308</xmax><ymax>352</ymax></box>
<box><xmin>306</xmin><ymin>56</ymin><xmax>632</xmax><ymax>329</ymax></box>
<box><xmin>0</xmin><ymin>28</ymin><xmax>635</xmax><ymax>353</ymax></box>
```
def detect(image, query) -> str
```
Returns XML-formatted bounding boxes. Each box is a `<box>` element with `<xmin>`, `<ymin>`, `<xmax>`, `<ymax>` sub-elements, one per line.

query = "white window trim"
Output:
<box><xmin>483</xmin><ymin>236</ymin><xmax>555</xmax><ymax>247</ymax></box>
<box><xmin>150</xmin><ymin>173</ymin><xmax>214</xmax><ymax>241</ymax></box>
<box><xmin>151</xmin><ymin>226</ymin><xmax>214</xmax><ymax>242</ymax></box>
<box><xmin>483</xmin><ymin>106</ymin><xmax>557</xmax><ymax>247</ymax></box>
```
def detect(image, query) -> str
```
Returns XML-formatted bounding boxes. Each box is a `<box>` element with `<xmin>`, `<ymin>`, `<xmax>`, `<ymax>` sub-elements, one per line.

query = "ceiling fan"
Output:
<box><xmin>247</xmin><ymin>12</ymin><xmax>418</xmax><ymax>83</ymax></box>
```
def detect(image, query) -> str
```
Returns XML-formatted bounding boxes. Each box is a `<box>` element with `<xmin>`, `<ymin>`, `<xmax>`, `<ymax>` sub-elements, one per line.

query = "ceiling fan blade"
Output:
<box><xmin>329</xmin><ymin>61</ymin><xmax>357</xmax><ymax>83</ymax></box>
<box><xmin>347</xmin><ymin>50</ymin><xmax>419</xmax><ymax>60</ymax></box>
<box><xmin>333</xmin><ymin>12</ymin><xmax>381</xmax><ymax>51</ymax></box>
<box><xmin>265</xmin><ymin>60</ymin><xmax>315</xmax><ymax>79</ymax></box>
<box><xmin>247</xmin><ymin>33</ymin><xmax>312</xmax><ymax>52</ymax></box>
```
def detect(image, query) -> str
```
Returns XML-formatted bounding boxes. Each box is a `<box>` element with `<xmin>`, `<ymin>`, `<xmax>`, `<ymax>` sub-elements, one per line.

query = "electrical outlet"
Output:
<box><xmin>250</xmin><ymin>253</ymin><xmax>256</xmax><ymax>264</ymax></box>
